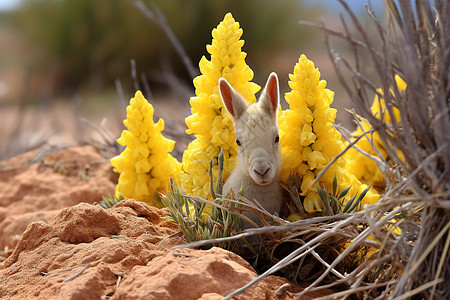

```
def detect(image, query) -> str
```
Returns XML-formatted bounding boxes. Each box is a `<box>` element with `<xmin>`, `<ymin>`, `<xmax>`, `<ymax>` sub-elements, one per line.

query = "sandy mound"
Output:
<box><xmin>0</xmin><ymin>146</ymin><xmax>333</xmax><ymax>299</ymax></box>
<box><xmin>0</xmin><ymin>200</ymin><xmax>179</xmax><ymax>299</ymax></box>
<box><xmin>0</xmin><ymin>199</ymin><xmax>326</xmax><ymax>299</ymax></box>
<box><xmin>0</xmin><ymin>145</ymin><xmax>117</xmax><ymax>250</ymax></box>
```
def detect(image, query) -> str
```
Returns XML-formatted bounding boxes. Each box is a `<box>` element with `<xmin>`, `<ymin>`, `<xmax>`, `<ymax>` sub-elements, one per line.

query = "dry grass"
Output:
<box><xmin>174</xmin><ymin>1</ymin><xmax>450</xmax><ymax>299</ymax></box>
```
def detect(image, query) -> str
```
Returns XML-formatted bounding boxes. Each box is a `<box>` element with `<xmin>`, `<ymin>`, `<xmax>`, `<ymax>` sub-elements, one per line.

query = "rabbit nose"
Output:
<box><xmin>254</xmin><ymin>166</ymin><xmax>270</xmax><ymax>177</ymax></box>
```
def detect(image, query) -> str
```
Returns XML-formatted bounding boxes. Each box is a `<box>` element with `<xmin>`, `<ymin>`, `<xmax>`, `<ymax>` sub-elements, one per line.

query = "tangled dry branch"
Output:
<box><xmin>177</xmin><ymin>1</ymin><xmax>450</xmax><ymax>299</ymax></box>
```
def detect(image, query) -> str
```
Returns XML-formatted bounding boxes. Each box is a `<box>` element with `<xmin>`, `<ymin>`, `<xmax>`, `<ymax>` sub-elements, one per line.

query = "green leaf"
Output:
<box><xmin>216</xmin><ymin>148</ymin><xmax>224</xmax><ymax>196</ymax></box>
<box><xmin>330</xmin><ymin>195</ymin><xmax>339</xmax><ymax>214</ymax></box>
<box><xmin>317</xmin><ymin>185</ymin><xmax>326</xmax><ymax>201</ymax></box>
<box><xmin>198</xmin><ymin>201</ymin><xmax>206</xmax><ymax>217</ymax></box>
<box><xmin>343</xmin><ymin>194</ymin><xmax>357</xmax><ymax>213</ymax></box>
<box><xmin>94</xmin><ymin>195</ymin><xmax>122</xmax><ymax>209</ymax></box>
<box><xmin>184</xmin><ymin>195</ymin><xmax>190</xmax><ymax>218</ymax></box>
<box><xmin>349</xmin><ymin>185</ymin><xmax>370</xmax><ymax>212</ymax></box>
<box><xmin>358</xmin><ymin>185</ymin><xmax>371</xmax><ymax>201</ymax></box>
<box><xmin>208</xmin><ymin>159</ymin><xmax>216</xmax><ymax>199</ymax></box>
<box><xmin>338</xmin><ymin>185</ymin><xmax>352</xmax><ymax>200</ymax></box>
<box><xmin>239</xmin><ymin>184</ymin><xmax>245</xmax><ymax>197</ymax></box>
<box><xmin>332</xmin><ymin>175</ymin><xmax>337</xmax><ymax>196</ymax></box>
<box><xmin>318</xmin><ymin>185</ymin><xmax>331</xmax><ymax>215</ymax></box>
<box><xmin>110</xmin><ymin>235</ymin><xmax>125</xmax><ymax>239</ymax></box>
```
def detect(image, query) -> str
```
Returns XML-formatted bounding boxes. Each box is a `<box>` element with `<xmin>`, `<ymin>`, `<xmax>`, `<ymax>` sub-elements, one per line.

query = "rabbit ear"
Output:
<box><xmin>219</xmin><ymin>78</ymin><xmax>248</xmax><ymax>119</ymax></box>
<box><xmin>259</xmin><ymin>72</ymin><xmax>279</xmax><ymax>118</ymax></box>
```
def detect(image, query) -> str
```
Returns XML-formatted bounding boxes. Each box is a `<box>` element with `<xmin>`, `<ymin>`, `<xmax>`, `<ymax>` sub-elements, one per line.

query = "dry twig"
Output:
<box><xmin>176</xmin><ymin>1</ymin><xmax>449</xmax><ymax>299</ymax></box>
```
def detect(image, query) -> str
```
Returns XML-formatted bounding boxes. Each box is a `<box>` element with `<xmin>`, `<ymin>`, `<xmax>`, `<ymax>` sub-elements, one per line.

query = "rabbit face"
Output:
<box><xmin>219</xmin><ymin>72</ymin><xmax>281</xmax><ymax>186</ymax></box>
<box><xmin>234</xmin><ymin>108</ymin><xmax>280</xmax><ymax>185</ymax></box>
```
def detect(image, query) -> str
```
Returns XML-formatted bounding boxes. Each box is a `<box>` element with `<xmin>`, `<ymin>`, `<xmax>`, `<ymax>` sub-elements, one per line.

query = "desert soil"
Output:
<box><xmin>0</xmin><ymin>144</ymin><xmax>331</xmax><ymax>299</ymax></box>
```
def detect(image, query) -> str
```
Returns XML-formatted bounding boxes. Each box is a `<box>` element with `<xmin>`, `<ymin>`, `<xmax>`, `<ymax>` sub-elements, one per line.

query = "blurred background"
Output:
<box><xmin>0</xmin><ymin>0</ymin><xmax>385</xmax><ymax>160</ymax></box>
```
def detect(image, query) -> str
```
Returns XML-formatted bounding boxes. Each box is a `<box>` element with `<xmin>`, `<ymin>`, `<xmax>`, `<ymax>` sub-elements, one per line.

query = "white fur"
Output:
<box><xmin>219</xmin><ymin>73</ymin><xmax>283</xmax><ymax>226</ymax></box>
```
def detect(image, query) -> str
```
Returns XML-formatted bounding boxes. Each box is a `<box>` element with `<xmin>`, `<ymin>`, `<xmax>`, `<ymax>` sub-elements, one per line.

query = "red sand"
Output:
<box><xmin>0</xmin><ymin>145</ymin><xmax>331</xmax><ymax>299</ymax></box>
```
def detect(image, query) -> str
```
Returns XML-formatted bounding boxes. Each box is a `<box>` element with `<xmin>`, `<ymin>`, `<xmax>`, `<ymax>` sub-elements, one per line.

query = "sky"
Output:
<box><xmin>304</xmin><ymin>0</ymin><xmax>385</xmax><ymax>12</ymax></box>
<box><xmin>0</xmin><ymin>0</ymin><xmax>21</xmax><ymax>11</ymax></box>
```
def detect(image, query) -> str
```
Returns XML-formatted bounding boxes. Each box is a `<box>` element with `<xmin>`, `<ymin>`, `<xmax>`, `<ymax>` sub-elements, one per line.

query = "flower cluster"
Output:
<box><xmin>182</xmin><ymin>12</ymin><xmax>260</xmax><ymax>197</ymax></box>
<box><xmin>279</xmin><ymin>54</ymin><xmax>379</xmax><ymax>213</ymax></box>
<box><xmin>344</xmin><ymin>75</ymin><xmax>406</xmax><ymax>188</ymax></box>
<box><xmin>344</xmin><ymin>218</ymin><xmax>402</xmax><ymax>259</ymax></box>
<box><xmin>111</xmin><ymin>91</ymin><xmax>181</xmax><ymax>207</ymax></box>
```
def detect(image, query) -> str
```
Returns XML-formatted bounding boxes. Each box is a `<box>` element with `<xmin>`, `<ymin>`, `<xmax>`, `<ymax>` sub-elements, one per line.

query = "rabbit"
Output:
<box><xmin>218</xmin><ymin>72</ymin><xmax>283</xmax><ymax>227</ymax></box>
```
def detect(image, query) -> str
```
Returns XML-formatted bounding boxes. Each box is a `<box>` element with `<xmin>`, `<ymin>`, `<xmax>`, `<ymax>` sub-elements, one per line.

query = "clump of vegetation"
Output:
<box><xmin>161</xmin><ymin>150</ymin><xmax>246</xmax><ymax>250</ymax></box>
<box><xmin>94</xmin><ymin>195</ymin><xmax>123</xmax><ymax>209</ymax></box>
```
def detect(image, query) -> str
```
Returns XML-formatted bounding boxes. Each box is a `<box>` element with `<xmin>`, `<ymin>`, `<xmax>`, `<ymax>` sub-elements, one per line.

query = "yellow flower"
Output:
<box><xmin>111</xmin><ymin>91</ymin><xmax>181</xmax><ymax>207</ymax></box>
<box><xmin>279</xmin><ymin>54</ymin><xmax>379</xmax><ymax>213</ymax></box>
<box><xmin>182</xmin><ymin>13</ymin><xmax>260</xmax><ymax>197</ymax></box>
<box><xmin>371</xmin><ymin>75</ymin><xmax>404</xmax><ymax>124</ymax></box>
<box><xmin>344</xmin><ymin>75</ymin><xmax>406</xmax><ymax>188</ymax></box>
<box><xmin>344</xmin><ymin>216</ymin><xmax>402</xmax><ymax>259</ymax></box>
<box><xmin>344</xmin><ymin>232</ymin><xmax>378</xmax><ymax>259</ymax></box>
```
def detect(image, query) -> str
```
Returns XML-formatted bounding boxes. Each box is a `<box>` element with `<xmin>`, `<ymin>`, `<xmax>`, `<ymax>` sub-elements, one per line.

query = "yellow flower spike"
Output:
<box><xmin>182</xmin><ymin>13</ymin><xmax>260</xmax><ymax>197</ymax></box>
<box><xmin>111</xmin><ymin>91</ymin><xmax>181</xmax><ymax>207</ymax></box>
<box><xmin>344</xmin><ymin>75</ymin><xmax>406</xmax><ymax>188</ymax></box>
<box><xmin>280</xmin><ymin>54</ymin><xmax>379</xmax><ymax>213</ymax></box>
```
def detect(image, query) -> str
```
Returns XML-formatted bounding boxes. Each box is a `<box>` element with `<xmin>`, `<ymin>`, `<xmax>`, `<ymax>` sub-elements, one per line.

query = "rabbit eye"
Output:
<box><xmin>274</xmin><ymin>135</ymin><xmax>279</xmax><ymax>143</ymax></box>
<box><xmin>236</xmin><ymin>139</ymin><xmax>241</xmax><ymax>146</ymax></box>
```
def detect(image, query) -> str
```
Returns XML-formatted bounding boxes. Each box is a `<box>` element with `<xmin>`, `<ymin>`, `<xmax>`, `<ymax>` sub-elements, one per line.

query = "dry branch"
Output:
<box><xmin>135</xmin><ymin>0</ymin><xmax>198</xmax><ymax>80</ymax></box>
<box><xmin>174</xmin><ymin>1</ymin><xmax>450</xmax><ymax>299</ymax></box>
